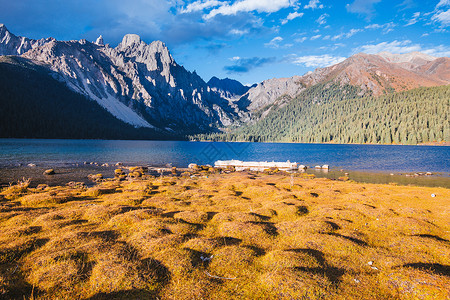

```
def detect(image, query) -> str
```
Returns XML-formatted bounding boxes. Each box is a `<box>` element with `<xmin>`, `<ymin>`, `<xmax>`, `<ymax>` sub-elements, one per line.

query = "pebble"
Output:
<box><xmin>368</xmin><ymin>261</ymin><xmax>373</xmax><ymax>266</ymax></box>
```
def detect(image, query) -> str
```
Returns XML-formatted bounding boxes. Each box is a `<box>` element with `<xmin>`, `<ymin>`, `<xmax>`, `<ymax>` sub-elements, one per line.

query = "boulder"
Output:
<box><xmin>88</xmin><ymin>174</ymin><xmax>103</xmax><ymax>182</ymax></box>
<box><xmin>114</xmin><ymin>169</ymin><xmax>125</xmax><ymax>176</ymax></box>
<box><xmin>43</xmin><ymin>169</ymin><xmax>55</xmax><ymax>175</ymax></box>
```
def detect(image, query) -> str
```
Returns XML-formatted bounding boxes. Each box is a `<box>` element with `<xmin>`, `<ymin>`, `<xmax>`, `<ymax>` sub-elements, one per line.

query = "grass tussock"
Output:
<box><xmin>0</xmin><ymin>171</ymin><xmax>449</xmax><ymax>299</ymax></box>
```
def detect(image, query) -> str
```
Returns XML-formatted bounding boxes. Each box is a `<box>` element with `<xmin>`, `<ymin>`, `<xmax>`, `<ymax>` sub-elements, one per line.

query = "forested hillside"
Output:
<box><xmin>0</xmin><ymin>57</ymin><xmax>177</xmax><ymax>140</ymax></box>
<box><xmin>195</xmin><ymin>84</ymin><xmax>449</xmax><ymax>144</ymax></box>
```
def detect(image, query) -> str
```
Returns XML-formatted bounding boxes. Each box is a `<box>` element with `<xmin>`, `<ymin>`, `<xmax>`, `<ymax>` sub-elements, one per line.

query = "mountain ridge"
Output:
<box><xmin>0</xmin><ymin>24</ymin><xmax>449</xmax><ymax>140</ymax></box>
<box><xmin>1</xmin><ymin>25</ymin><xmax>245</xmax><ymax>133</ymax></box>
<box><xmin>240</xmin><ymin>51</ymin><xmax>450</xmax><ymax>120</ymax></box>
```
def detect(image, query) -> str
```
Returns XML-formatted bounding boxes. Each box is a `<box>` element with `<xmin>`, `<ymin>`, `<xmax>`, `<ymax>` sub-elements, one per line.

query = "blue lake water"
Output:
<box><xmin>0</xmin><ymin>139</ymin><xmax>449</xmax><ymax>174</ymax></box>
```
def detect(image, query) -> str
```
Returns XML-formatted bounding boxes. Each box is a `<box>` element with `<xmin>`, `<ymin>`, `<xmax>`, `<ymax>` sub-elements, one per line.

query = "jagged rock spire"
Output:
<box><xmin>95</xmin><ymin>35</ymin><xmax>104</xmax><ymax>46</ymax></box>
<box><xmin>120</xmin><ymin>34</ymin><xmax>142</xmax><ymax>47</ymax></box>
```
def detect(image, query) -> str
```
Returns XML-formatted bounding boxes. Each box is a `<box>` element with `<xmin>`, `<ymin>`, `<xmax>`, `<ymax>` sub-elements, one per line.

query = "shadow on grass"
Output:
<box><xmin>324</xmin><ymin>221</ymin><xmax>341</xmax><ymax>230</ymax></box>
<box><xmin>402</xmin><ymin>263</ymin><xmax>450</xmax><ymax>276</ymax></box>
<box><xmin>327</xmin><ymin>233</ymin><xmax>368</xmax><ymax>246</ymax></box>
<box><xmin>78</xmin><ymin>230</ymin><xmax>120</xmax><ymax>242</ymax></box>
<box><xmin>413</xmin><ymin>234</ymin><xmax>449</xmax><ymax>242</ymax></box>
<box><xmin>84</xmin><ymin>289</ymin><xmax>159</xmax><ymax>300</ymax></box>
<box><xmin>216</xmin><ymin>236</ymin><xmax>242</xmax><ymax>247</ymax></box>
<box><xmin>290</xmin><ymin>248</ymin><xmax>346</xmax><ymax>285</ymax></box>
<box><xmin>0</xmin><ymin>238</ymin><xmax>50</xmax><ymax>299</ymax></box>
<box><xmin>0</xmin><ymin>238</ymin><xmax>49</xmax><ymax>264</ymax></box>
<box><xmin>248</xmin><ymin>221</ymin><xmax>278</xmax><ymax>236</ymax></box>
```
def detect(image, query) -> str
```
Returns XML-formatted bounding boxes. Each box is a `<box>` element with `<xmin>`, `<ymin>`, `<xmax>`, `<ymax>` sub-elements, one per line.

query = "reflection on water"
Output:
<box><xmin>307</xmin><ymin>169</ymin><xmax>450</xmax><ymax>188</ymax></box>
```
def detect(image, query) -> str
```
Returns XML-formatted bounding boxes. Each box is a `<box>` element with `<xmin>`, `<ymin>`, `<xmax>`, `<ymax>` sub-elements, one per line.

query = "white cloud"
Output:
<box><xmin>332</xmin><ymin>28</ymin><xmax>362</xmax><ymax>40</ymax></box>
<box><xmin>179</xmin><ymin>0</ymin><xmax>222</xmax><ymax>14</ymax></box>
<box><xmin>431</xmin><ymin>0</ymin><xmax>450</xmax><ymax>27</ymax></box>
<box><xmin>405</xmin><ymin>12</ymin><xmax>420</xmax><ymax>26</ymax></box>
<box><xmin>289</xmin><ymin>54</ymin><xmax>346</xmax><ymax>67</ymax></box>
<box><xmin>422</xmin><ymin>45</ymin><xmax>450</xmax><ymax>57</ymax></box>
<box><xmin>295</xmin><ymin>36</ymin><xmax>307</xmax><ymax>43</ymax></box>
<box><xmin>265</xmin><ymin>36</ymin><xmax>283</xmax><ymax>48</ymax></box>
<box><xmin>281</xmin><ymin>11</ymin><xmax>304</xmax><ymax>25</ymax></box>
<box><xmin>436</xmin><ymin>0</ymin><xmax>450</xmax><ymax>9</ymax></box>
<box><xmin>365</xmin><ymin>22</ymin><xmax>396</xmax><ymax>33</ymax></box>
<box><xmin>229</xmin><ymin>29</ymin><xmax>248</xmax><ymax>35</ymax></box>
<box><xmin>432</xmin><ymin>9</ymin><xmax>450</xmax><ymax>26</ymax></box>
<box><xmin>304</xmin><ymin>0</ymin><xmax>323</xmax><ymax>9</ymax></box>
<box><xmin>354</xmin><ymin>40</ymin><xmax>422</xmax><ymax>54</ymax></box>
<box><xmin>310</xmin><ymin>34</ymin><xmax>321</xmax><ymax>40</ymax></box>
<box><xmin>204</xmin><ymin>0</ymin><xmax>299</xmax><ymax>19</ymax></box>
<box><xmin>316</xmin><ymin>13</ymin><xmax>329</xmax><ymax>25</ymax></box>
<box><xmin>365</xmin><ymin>23</ymin><xmax>382</xmax><ymax>29</ymax></box>
<box><xmin>346</xmin><ymin>0</ymin><xmax>381</xmax><ymax>19</ymax></box>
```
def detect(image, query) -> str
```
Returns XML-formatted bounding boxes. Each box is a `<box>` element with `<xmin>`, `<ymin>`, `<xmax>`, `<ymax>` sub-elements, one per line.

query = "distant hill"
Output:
<box><xmin>0</xmin><ymin>56</ymin><xmax>175</xmax><ymax>140</ymax></box>
<box><xmin>239</xmin><ymin>52</ymin><xmax>450</xmax><ymax>120</ymax></box>
<box><xmin>196</xmin><ymin>84</ymin><xmax>449</xmax><ymax>144</ymax></box>
<box><xmin>207</xmin><ymin>76</ymin><xmax>251</xmax><ymax>100</ymax></box>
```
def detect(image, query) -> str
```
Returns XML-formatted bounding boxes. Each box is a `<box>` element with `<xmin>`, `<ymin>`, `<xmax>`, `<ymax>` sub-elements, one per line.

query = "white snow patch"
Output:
<box><xmin>96</xmin><ymin>94</ymin><xmax>154</xmax><ymax>128</ymax></box>
<box><xmin>77</xmin><ymin>71</ymin><xmax>154</xmax><ymax>128</ymax></box>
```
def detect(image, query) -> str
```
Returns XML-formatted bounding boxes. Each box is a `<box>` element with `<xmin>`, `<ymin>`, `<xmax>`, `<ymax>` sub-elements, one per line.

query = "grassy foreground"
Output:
<box><xmin>0</xmin><ymin>170</ymin><xmax>449</xmax><ymax>299</ymax></box>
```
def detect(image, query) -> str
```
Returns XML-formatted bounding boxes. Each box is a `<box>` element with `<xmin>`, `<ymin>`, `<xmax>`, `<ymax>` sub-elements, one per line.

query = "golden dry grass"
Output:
<box><xmin>0</xmin><ymin>171</ymin><xmax>449</xmax><ymax>299</ymax></box>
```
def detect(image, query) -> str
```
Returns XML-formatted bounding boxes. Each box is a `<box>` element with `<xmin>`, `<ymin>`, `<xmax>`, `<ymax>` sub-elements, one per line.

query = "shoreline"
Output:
<box><xmin>1</xmin><ymin>163</ymin><xmax>449</xmax><ymax>189</ymax></box>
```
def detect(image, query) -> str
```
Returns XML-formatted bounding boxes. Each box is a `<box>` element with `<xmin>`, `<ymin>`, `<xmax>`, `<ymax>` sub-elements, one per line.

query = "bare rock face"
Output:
<box><xmin>207</xmin><ymin>76</ymin><xmax>250</xmax><ymax>101</ymax></box>
<box><xmin>0</xmin><ymin>24</ymin><xmax>54</xmax><ymax>56</ymax></box>
<box><xmin>94</xmin><ymin>35</ymin><xmax>104</xmax><ymax>46</ymax></box>
<box><xmin>238</xmin><ymin>76</ymin><xmax>304</xmax><ymax>114</ymax></box>
<box><xmin>13</xmin><ymin>31</ymin><xmax>243</xmax><ymax>132</ymax></box>
<box><xmin>300</xmin><ymin>52</ymin><xmax>450</xmax><ymax>96</ymax></box>
<box><xmin>1</xmin><ymin>23</ymin><xmax>448</xmax><ymax>131</ymax></box>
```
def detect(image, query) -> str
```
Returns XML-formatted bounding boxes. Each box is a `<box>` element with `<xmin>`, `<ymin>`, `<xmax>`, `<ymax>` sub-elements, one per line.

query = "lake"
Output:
<box><xmin>0</xmin><ymin>139</ymin><xmax>449</xmax><ymax>187</ymax></box>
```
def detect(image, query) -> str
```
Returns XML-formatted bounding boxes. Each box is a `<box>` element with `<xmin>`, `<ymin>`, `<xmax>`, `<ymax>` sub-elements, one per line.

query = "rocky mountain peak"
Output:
<box><xmin>207</xmin><ymin>76</ymin><xmax>250</xmax><ymax>100</ymax></box>
<box><xmin>95</xmin><ymin>35</ymin><xmax>104</xmax><ymax>46</ymax></box>
<box><xmin>0</xmin><ymin>24</ymin><xmax>12</xmax><ymax>40</ymax></box>
<box><xmin>119</xmin><ymin>34</ymin><xmax>143</xmax><ymax>48</ymax></box>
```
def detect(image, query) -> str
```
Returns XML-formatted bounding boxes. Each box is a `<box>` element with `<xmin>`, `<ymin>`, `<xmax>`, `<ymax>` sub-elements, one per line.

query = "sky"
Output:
<box><xmin>1</xmin><ymin>0</ymin><xmax>449</xmax><ymax>85</ymax></box>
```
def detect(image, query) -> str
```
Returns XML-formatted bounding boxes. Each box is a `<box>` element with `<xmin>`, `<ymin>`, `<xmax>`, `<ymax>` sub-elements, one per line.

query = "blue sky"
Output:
<box><xmin>1</xmin><ymin>0</ymin><xmax>449</xmax><ymax>85</ymax></box>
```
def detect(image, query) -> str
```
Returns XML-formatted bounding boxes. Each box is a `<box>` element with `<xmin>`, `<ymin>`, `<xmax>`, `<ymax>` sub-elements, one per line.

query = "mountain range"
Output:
<box><xmin>0</xmin><ymin>23</ymin><xmax>449</xmax><ymax>141</ymax></box>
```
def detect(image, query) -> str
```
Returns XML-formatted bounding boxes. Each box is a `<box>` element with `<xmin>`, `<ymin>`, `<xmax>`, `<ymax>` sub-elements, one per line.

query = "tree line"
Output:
<box><xmin>193</xmin><ymin>83</ymin><xmax>449</xmax><ymax>145</ymax></box>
